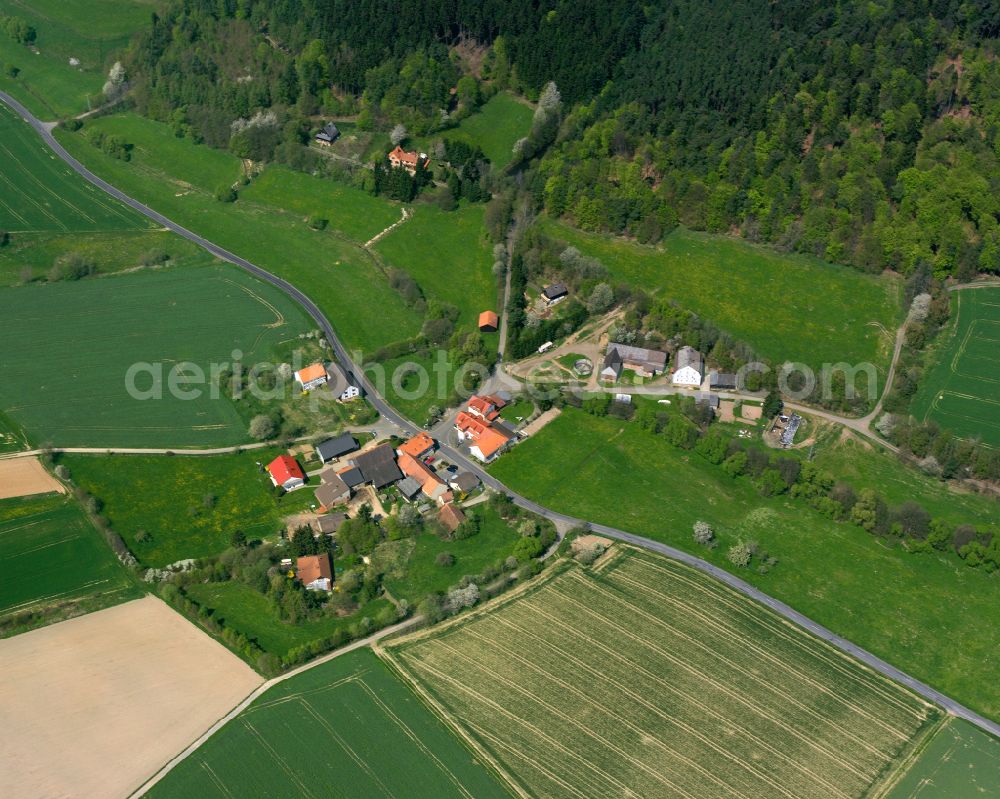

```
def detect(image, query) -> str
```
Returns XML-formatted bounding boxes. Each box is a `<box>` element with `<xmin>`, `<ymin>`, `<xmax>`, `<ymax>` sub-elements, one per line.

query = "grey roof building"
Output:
<box><xmin>606</xmin><ymin>342</ymin><xmax>668</xmax><ymax>376</ymax></box>
<box><xmin>396</xmin><ymin>476</ymin><xmax>423</xmax><ymax>500</ymax></box>
<box><xmin>448</xmin><ymin>471</ymin><xmax>480</xmax><ymax>493</ymax></box>
<box><xmin>337</xmin><ymin>466</ymin><xmax>365</xmax><ymax>488</ymax></box>
<box><xmin>315</xmin><ymin>122</ymin><xmax>340</xmax><ymax>144</ymax></box>
<box><xmin>709</xmin><ymin>371</ymin><xmax>738</xmax><ymax>390</ymax></box>
<box><xmin>313</xmin><ymin>513</ymin><xmax>348</xmax><ymax>535</ymax></box>
<box><xmin>542</xmin><ymin>283</ymin><xmax>568</xmax><ymax>303</ymax></box>
<box><xmin>600</xmin><ymin>348</ymin><xmax>623</xmax><ymax>381</ymax></box>
<box><xmin>315</xmin><ymin>433</ymin><xmax>359</xmax><ymax>463</ymax></box>
<box><xmin>351</xmin><ymin>443</ymin><xmax>403</xmax><ymax>488</ymax></box>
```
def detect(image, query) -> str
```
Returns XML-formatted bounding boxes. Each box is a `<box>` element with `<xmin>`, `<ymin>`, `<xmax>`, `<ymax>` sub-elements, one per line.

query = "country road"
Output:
<box><xmin>4</xmin><ymin>90</ymin><xmax>999</xmax><ymax>742</ymax></box>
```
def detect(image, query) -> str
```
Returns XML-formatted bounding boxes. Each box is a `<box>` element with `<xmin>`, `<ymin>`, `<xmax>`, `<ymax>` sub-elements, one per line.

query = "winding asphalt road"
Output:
<box><xmin>4</xmin><ymin>90</ymin><xmax>999</xmax><ymax>739</ymax></box>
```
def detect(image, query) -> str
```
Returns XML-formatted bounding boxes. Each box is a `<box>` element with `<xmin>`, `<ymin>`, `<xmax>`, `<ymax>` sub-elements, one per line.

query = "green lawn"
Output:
<box><xmin>910</xmin><ymin>287</ymin><xmax>1000</xmax><ymax>448</ymax></box>
<box><xmin>498</xmin><ymin>398</ymin><xmax>534</xmax><ymax>425</ymax></box>
<box><xmin>0</xmin><ymin>264</ymin><xmax>314</xmax><ymax>448</ymax></box>
<box><xmin>886</xmin><ymin>719</ymin><xmax>1000</xmax><ymax>798</ymax></box>
<box><xmin>240</xmin><ymin>164</ymin><xmax>401</xmax><ymax>243</ymax></box>
<box><xmin>376</xmin><ymin>203</ymin><xmax>499</xmax><ymax>330</ymax></box>
<box><xmin>56</xmin><ymin>116</ymin><xmax>424</xmax><ymax>355</ymax></box>
<box><xmin>442</xmin><ymin>92</ymin><xmax>534</xmax><ymax>169</ymax></box>
<box><xmin>0</xmin><ymin>0</ymin><xmax>155</xmax><ymax>119</ymax></box>
<box><xmin>0</xmin><ymin>493</ymin><xmax>136</xmax><ymax>623</ymax></box>
<box><xmin>185</xmin><ymin>581</ymin><xmax>392</xmax><ymax>659</ymax></box>
<box><xmin>146</xmin><ymin>648</ymin><xmax>514</xmax><ymax>799</ymax></box>
<box><xmin>382</xmin><ymin>505</ymin><xmax>520</xmax><ymax>603</ymax></box>
<box><xmin>489</xmin><ymin>407</ymin><xmax>1000</xmax><ymax>721</ymax></box>
<box><xmin>542</xmin><ymin>219</ymin><xmax>902</xmax><ymax>379</ymax></box>
<box><xmin>0</xmin><ymin>103</ymin><xmax>150</xmax><ymax>232</ymax></box>
<box><xmin>61</xmin><ymin>450</ymin><xmax>309</xmax><ymax>567</ymax></box>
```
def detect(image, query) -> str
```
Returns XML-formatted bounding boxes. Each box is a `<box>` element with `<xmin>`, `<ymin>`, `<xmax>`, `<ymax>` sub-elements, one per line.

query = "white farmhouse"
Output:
<box><xmin>672</xmin><ymin>346</ymin><xmax>703</xmax><ymax>387</ymax></box>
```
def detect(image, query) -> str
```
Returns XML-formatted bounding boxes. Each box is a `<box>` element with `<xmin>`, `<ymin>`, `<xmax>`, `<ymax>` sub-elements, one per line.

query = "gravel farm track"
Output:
<box><xmin>3</xmin><ymin>90</ymin><xmax>998</xmax><ymax>748</ymax></box>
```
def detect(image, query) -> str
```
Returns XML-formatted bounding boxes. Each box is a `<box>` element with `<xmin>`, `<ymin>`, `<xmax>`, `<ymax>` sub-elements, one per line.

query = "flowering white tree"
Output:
<box><xmin>102</xmin><ymin>61</ymin><xmax>127</xmax><ymax>100</ymax></box>
<box><xmin>390</xmin><ymin>123</ymin><xmax>408</xmax><ymax>146</ymax></box>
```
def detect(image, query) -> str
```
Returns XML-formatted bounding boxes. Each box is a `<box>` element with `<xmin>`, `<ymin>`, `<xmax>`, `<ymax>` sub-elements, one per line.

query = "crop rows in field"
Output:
<box><xmin>0</xmin><ymin>104</ymin><xmax>148</xmax><ymax>232</ymax></box>
<box><xmin>388</xmin><ymin>549</ymin><xmax>938</xmax><ymax>799</ymax></box>
<box><xmin>0</xmin><ymin>494</ymin><xmax>132</xmax><ymax>619</ymax></box>
<box><xmin>912</xmin><ymin>287</ymin><xmax>1000</xmax><ymax>448</ymax></box>
<box><xmin>146</xmin><ymin>649</ymin><xmax>513</xmax><ymax>799</ymax></box>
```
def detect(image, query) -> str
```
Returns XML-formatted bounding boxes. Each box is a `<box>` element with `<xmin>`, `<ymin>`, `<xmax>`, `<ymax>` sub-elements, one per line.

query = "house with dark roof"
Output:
<box><xmin>313</xmin><ymin>513</ymin><xmax>348</xmax><ymax>536</ymax></box>
<box><xmin>350</xmin><ymin>443</ymin><xmax>403</xmax><ymax>488</ymax></box>
<box><xmin>325</xmin><ymin>362</ymin><xmax>361</xmax><ymax>402</ymax></box>
<box><xmin>315</xmin><ymin>433</ymin><xmax>358</xmax><ymax>464</ymax></box>
<box><xmin>709</xmin><ymin>371</ymin><xmax>738</xmax><ymax>390</ymax></box>
<box><xmin>696</xmin><ymin>392</ymin><xmax>721</xmax><ymax>411</ymax></box>
<box><xmin>605</xmin><ymin>343</ymin><xmax>668</xmax><ymax>377</ymax></box>
<box><xmin>314</xmin><ymin>471</ymin><xmax>350</xmax><ymax>511</ymax></box>
<box><xmin>336</xmin><ymin>466</ymin><xmax>364</xmax><ymax>488</ymax></box>
<box><xmin>448</xmin><ymin>471</ymin><xmax>480</xmax><ymax>493</ymax></box>
<box><xmin>542</xmin><ymin>283</ymin><xmax>569</xmax><ymax>305</ymax></box>
<box><xmin>315</xmin><ymin>122</ymin><xmax>340</xmax><ymax>146</ymax></box>
<box><xmin>396</xmin><ymin>476</ymin><xmax>423</xmax><ymax>501</ymax></box>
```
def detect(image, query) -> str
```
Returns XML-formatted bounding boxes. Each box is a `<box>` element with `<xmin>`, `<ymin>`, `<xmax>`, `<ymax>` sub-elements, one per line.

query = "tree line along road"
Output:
<box><xmin>3</xmin><ymin>90</ymin><xmax>998</xmax><ymax>739</ymax></box>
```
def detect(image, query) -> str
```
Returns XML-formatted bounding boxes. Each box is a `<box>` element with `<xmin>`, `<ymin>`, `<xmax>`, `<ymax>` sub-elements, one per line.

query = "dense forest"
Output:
<box><xmin>125</xmin><ymin>0</ymin><xmax>1000</xmax><ymax>280</ymax></box>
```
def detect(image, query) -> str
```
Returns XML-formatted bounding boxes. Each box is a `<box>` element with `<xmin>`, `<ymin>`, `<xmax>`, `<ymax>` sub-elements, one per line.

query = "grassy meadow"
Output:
<box><xmin>380</xmin><ymin>505</ymin><xmax>521</xmax><ymax>603</ymax></box>
<box><xmin>0</xmin><ymin>0</ymin><xmax>155</xmax><ymax>118</ymax></box>
<box><xmin>0</xmin><ymin>493</ymin><xmax>136</xmax><ymax>627</ymax></box>
<box><xmin>885</xmin><ymin>718</ymin><xmax>1000</xmax><ymax>798</ymax></box>
<box><xmin>388</xmin><ymin>550</ymin><xmax>938</xmax><ymax>799</ymax></box>
<box><xmin>61</xmin><ymin>449</ymin><xmax>308</xmax><ymax>567</ymax></box>
<box><xmin>146</xmin><ymin>647</ymin><xmax>514</xmax><ymax>799</ymax></box>
<box><xmin>55</xmin><ymin>116</ymin><xmax>424</xmax><ymax>355</ymax></box>
<box><xmin>489</xmin><ymin>407</ymin><xmax>1000</xmax><ymax>720</ymax></box>
<box><xmin>0</xmin><ymin>264</ymin><xmax>316</xmax><ymax>448</ymax></box>
<box><xmin>0</xmin><ymin>103</ymin><xmax>150</xmax><ymax>232</ymax></box>
<box><xmin>185</xmin><ymin>581</ymin><xmax>393</xmax><ymax>660</ymax></box>
<box><xmin>543</xmin><ymin>219</ymin><xmax>902</xmax><ymax>377</ymax></box>
<box><xmin>376</xmin><ymin>203</ymin><xmax>499</xmax><ymax>329</ymax></box>
<box><xmin>911</xmin><ymin>287</ymin><xmax>1000</xmax><ymax>448</ymax></box>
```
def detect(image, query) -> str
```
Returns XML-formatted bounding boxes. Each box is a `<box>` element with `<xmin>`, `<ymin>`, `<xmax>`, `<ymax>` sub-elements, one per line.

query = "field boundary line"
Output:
<box><xmin>376</xmin><ymin>646</ymin><xmax>532</xmax><ymax>799</ymax></box>
<box><xmin>241</xmin><ymin>717</ymin><xmax>318</xmax><ymax>799</ymax></box>
<box><xmin>865</xmin><ymin>714</ymin><xmax>950</xmax><ymax>799</ymax></box>
<box><xmin>128</xmin><ymin>616</ymin><xmax>420</xmax><ymax>798</ymax></box>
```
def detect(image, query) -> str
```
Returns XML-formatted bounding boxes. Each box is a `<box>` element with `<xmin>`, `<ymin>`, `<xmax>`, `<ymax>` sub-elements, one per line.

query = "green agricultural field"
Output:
<box><xmin>185</xmin><ymin>581</ymin><xmax>393</xmax><ymax>660</ymax></box>
<box><xmin>543</xmin><ymin>219</ymin><xmax>902</xmax><ymax>378</ymax></box>
<box><xmin>387</xmin><ymin>549</ymin><xmax>939</xmax><ymax>799</ymax></box>
<box><xmin>240</xmin><ymin>164</ymin><xmax>401</xmax><ymax>243</ymax></box>
<box><xmin>381</xmin><ymin>505</ymin><xmax>520</xmax><ymax>603</ymax></box>
<box><xmin>0</xmin><ymin>104</ymin><xmax>150</xmax><ymax>232</ymax></box>
<box><xmin>885</xmin><ymin>718</ymin><xmax>1000</xmax><ymax>798</ymax></box>
<box><xmin>0</xmin><ymin>0</ymin><xmax>155</xmax><ymax>118</ymax></box>
<box><xmin>62</xmin><ymin>450</ymin><xmax>309</xmax><ymax>567</ymax></box>
<box><xmin>441</xmin><ymin>92</ymin><xmax>534</xmax><ymax>169</ymax></box>
<box><xmin>55</xmin><ymin>116</ymin><xmax>424</xmax><ymax>355</ymax></box>
<box><xmin>376</xmin><ymin>203</ymin><xmax>499</xmax><ymax>329</ymax></box>
<box><xmin>489</xmin><ymin>407</ymin><xmax>1000</xmax><ymax>719</ymax></box>
<box><xmin>911</xmin><ymin>287</ymin><xmax>1000</xmax><ymax>448</ymax></box>
<box><xmin>0</xmin><ymin>264</ymin><xmax>315</xmax><ymax>448</ymax></box>
<box><xmin>0</xmin><ymin>493</ymin><xmax>136</xmax><ymax>626</ymax></box>
<box><xmin>145</xmin><ymin>647</ymin><xmax>514</xmax><ymax>799</ymax></box>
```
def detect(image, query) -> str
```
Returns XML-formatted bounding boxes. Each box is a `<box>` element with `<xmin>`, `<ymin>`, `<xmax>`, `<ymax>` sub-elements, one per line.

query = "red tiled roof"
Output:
<box><xmin>297</xmin><ymin>553</ymin><xmax>332</xmax><ymax>586</ymax></box>
<box><xmin>398</xmin><ymin>432</ymin><xmax>434</xmax><ymax>458</ymax></box>
<box><xmin>478</xmin><ymin>310</ymin><xmax>498</xmax><ymax>330</ymax></box>
<box><xmin>455</xmin><ymin>412</ymin><xmax>511</xmax><ymax>459</ymax></box>
<box><xmin>389</xmin><ymin>145</ymin><xmax>420</xmax><ymax>166</ymax></box>
<box><xmin>267</xmin><ymin>455</ymin><xmax>304</xmax><ymax>485</ymax></box>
